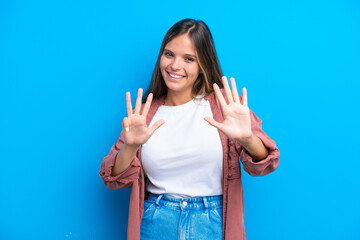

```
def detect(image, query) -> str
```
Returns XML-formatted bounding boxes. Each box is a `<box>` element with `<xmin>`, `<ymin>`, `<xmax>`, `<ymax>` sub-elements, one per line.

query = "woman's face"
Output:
<box><xmin>160</xmin><ymin>34</ymin><xmax>201</xmax><ymax>100</ymax></box>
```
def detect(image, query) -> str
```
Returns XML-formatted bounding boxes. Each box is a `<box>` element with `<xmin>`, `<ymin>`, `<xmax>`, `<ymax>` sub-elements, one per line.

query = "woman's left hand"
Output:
<box><xmin>204</xmin><ymin>76</ymin><xmax>253</xmax><ymax>144</ymax></box>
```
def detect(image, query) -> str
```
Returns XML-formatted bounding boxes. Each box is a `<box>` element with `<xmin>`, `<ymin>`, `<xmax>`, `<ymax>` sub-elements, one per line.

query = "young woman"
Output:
<box><xmin>99</xmin><ymin>19</ymin><xmax>280</xmax><ymax>240</ymax></box>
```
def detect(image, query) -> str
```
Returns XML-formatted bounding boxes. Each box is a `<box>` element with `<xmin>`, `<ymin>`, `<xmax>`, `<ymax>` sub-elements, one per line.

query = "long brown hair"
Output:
<box><xmin>143</xmin><ymin>19</ymin><xmax>223</xmax><ymax>102</ymax></box>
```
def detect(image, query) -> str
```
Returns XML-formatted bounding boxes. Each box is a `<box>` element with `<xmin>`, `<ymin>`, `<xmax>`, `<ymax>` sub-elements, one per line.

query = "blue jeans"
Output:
<box><xmin>140</xmin><ymin>193</ymin><xmax>223</xmax><ymax>240</ymax></box>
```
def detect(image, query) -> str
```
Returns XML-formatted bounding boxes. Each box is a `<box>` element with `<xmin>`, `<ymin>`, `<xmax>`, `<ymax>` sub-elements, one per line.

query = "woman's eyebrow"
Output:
<box><xmin>184</xmin><ymin>54</ymin><xmax>197</xmax><ymax>58</ymax></box>
<box><xmin>164</xmin><ymin>49</ymin><xmax>197</xmax><ymax>58</ymax></box>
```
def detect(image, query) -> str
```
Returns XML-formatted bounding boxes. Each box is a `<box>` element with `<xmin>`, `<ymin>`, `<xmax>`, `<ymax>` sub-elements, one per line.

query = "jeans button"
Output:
<box><xmin>182</xmin><ymin>201</ymin><xmax>188</xmax><ymax>206</ymax></box>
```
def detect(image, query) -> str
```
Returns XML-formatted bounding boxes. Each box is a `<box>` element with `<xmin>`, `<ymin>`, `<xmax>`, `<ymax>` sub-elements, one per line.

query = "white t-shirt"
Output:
<box><xmin>141</xmin><ymin>98</ymin><xmax>223</xmax><ymax>198</ymax></box>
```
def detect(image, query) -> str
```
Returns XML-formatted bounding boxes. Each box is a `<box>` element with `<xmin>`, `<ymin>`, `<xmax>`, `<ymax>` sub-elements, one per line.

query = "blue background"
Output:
<box><xmin>1</xmin><ymin>0</ymin><xmax>359</xmax><ymax>239</ymax></box>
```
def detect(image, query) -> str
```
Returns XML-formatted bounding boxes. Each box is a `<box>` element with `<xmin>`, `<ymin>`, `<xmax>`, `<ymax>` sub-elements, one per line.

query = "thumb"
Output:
<box><xmin>122</xmin><ymin>117</ymin><xmax>129</xmax><ymax>132</ymax></box>
<box><xmin>149</xmin><ymin>120</ymin><xmax>165</xmax><ymax>135</ymax></box>
<box><xmin>204</xmin><ymin>117</ymin><xmax>222</xmax><ymax>130</ymax></box>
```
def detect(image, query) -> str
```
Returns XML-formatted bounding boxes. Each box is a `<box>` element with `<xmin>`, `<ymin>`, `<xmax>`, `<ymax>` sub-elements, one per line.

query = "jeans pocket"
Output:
<box><xmin>211</xmin><ymin>207</ymin><xmax>223</xmax><ymax>222</ymax></box>
<box><xmin>143</xmin><ymin>200</ymin><xmax>155</xmax><ymax>218</ymax></box>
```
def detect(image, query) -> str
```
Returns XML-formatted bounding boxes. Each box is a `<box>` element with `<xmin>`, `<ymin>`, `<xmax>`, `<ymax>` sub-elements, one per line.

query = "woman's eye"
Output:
<box><xmin>186</xmin><ymin>57</ymin><xmax>194</xmax><ymax>62</ymax></box>
<box><xmin>164</xmin><ymin>52</ymin><xmax>173</xmax><ymax>57</ymax></box>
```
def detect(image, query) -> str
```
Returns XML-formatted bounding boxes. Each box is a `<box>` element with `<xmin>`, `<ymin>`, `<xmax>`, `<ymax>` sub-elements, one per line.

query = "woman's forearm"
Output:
<box><xmin>111</xmin><ymin>144</ymin><xmax>140</xmax><ymax>176</ymax></box>
<box><xmin>236</xmin><ymin>134</ymin><xmax>269</xmax><ymax>162</ymax></box>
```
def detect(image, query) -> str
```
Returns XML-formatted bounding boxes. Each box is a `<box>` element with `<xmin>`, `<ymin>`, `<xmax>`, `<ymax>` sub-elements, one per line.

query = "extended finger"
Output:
<box><xmin>134</xmin><ymin>88</ymin><xmax>143</xmax><ymax>115</ymax></box>
<box><xmin>149</xmin><ymin>120</ymin><xmax>165</xmax><ymax>135</ymax></box>
<box><xmin>204</xmin><ymin>117</ymin><xmax>223</xmax><ymax>130</ymax></box>
<box><xmin>141</xmin><ymin>93</ymin><xmax>153</xmax><ymax>117</ymax></box>
<box><xmin>222</xmin><ymin>76</ymin><xmax>233</xmax><ymax>103</ymax></box>
<box><xmin>126</xmin><ymin>92</ymin><xmax>133</xmax><ymax>117</ymax></box>
<box><xmin>242</xmin><ymin>87</ymin><xmax>248</xmax><ymax>107</ymax></box>
<box><xmin>213</xmin><ymin>83</ymin><xmax>227</xmax><ymax>108</ymax></box>
<box><xmin>230</xmin><ymin>77</ymin><xmax>240</xmax><ymax>103</ymax></box>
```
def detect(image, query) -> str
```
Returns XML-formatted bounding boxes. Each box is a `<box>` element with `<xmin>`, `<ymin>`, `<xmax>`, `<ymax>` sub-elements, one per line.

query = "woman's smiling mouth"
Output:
<box><xmin>168</xmin><ymin>72</ymin><xmax>185</xmax><ymax>81</ymax></box>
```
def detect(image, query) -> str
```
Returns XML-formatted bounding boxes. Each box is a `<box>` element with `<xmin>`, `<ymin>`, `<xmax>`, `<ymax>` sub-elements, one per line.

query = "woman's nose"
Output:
<box><xmin>170</xmin><ymin>58</ymin><xmax>181</xmax><ymax>71</ymax></box>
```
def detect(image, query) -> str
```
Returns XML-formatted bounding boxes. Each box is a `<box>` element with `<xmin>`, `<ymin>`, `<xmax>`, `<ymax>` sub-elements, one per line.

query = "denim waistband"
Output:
<box><xmin>147</xmin><ymin>193</ymin><xmax>223</xmax><ymax>210</ymax></box>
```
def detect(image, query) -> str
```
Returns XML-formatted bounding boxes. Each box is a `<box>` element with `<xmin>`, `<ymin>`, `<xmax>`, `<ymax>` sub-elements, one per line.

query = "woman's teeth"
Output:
<box><xmin>169</xmin><ymin>73</ymin><xmax>184</xmax><ymax>79</ymax></box>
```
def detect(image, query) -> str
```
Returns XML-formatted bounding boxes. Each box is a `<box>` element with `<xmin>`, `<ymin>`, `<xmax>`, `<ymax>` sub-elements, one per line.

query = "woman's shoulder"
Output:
<box><xmin>150</xmin><ymin>96</ymin><xmax>166</xmax><ymax>106</ymax></box>
<box><xmin>142</xmin><ymin>96</ymin><xmax>165</xmax><ymax>115</ymax></box>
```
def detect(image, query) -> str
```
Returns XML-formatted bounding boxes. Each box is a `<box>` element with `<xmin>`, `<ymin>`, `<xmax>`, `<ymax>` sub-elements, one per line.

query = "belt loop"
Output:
<box><xmin>203</xmin><ymin>197</ymin><xmax>208</xmax><ymax>209</ymax></box>
<box><xmin>156</xmin><ymin>194</ymin><xmax>163</xmax><ymax>206</ymax></box>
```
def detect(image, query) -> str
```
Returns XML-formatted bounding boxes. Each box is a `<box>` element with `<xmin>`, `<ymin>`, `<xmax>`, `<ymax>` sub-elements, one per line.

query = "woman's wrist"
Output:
<box><xmin>123</xmin><ymin>143</ymin><xmax>141</xmax><ymax>152</ymax></box>
<box><xmin>236</xmin><ymin>133</ymin><xmax>269</xmax><ymax>162</ymax></box>
<box><xmin>235</xmin><ymin>133</ymin><xmax>255</xmax><ymax>147</ymax></box>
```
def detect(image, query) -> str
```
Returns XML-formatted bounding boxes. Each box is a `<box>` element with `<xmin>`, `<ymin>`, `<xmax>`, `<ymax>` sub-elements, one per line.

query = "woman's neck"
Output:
<box><xmin>164</xmin><ymin>91</ymin><xmax>193</xmax><ymax>106</ymax></box>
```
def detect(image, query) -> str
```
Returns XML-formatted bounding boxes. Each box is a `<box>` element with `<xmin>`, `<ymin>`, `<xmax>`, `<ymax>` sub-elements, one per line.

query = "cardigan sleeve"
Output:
<box><xmin>236</xmin><ymin>109</ymin><xmax>280</xmax><ymax>176</ymax></box>
<box><xmin>99</xmin><ymin>131</ymin><xmax>141</xmax><ymax>190</ymax></box>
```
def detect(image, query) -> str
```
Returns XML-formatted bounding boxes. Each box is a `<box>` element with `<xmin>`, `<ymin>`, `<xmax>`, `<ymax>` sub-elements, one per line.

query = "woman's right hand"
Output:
<box><xmin>122</xmin><ymin>88</ymin><xmax>165</xmax><ymax>149</ymax></box>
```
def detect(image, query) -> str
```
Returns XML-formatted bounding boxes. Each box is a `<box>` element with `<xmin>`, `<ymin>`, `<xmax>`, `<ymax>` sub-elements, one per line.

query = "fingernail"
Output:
<box><xmin>125</xmin><ymin>128</ymin><xmax>129</xmax><ymax>132</ymax></box>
